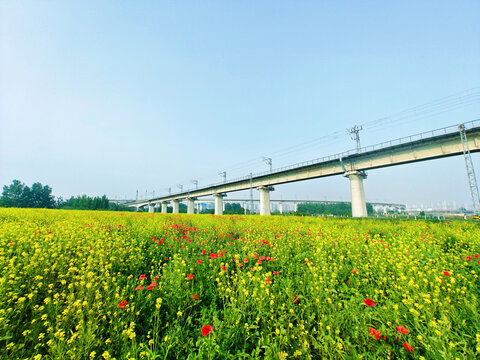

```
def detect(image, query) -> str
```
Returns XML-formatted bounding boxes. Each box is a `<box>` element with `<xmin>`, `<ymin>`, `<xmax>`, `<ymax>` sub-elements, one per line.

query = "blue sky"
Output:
<box><xmin>1</xmin><ymin>1</ymin><xmax>479</xmax><ymax>208</ymax></box>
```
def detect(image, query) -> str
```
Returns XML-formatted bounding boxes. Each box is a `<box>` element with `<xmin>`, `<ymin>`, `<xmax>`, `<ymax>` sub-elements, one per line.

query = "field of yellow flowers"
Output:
<box><xmin>1</xmin><ymin>208</ymin><xmax>479</xmax><ymax>359</ymax></box>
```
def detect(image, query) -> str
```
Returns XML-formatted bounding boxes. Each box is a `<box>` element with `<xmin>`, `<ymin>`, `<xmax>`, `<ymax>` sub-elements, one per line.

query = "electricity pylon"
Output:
<box><xmin>459</xmin><ymin>124</ymin><xmax>480</xmax><ymax>214</ymax></box>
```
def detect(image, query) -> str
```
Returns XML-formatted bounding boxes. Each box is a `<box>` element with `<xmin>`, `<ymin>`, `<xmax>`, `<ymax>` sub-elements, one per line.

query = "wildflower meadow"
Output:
<box><xmin>1</xmin><ymin>208</ymin><xmax>479</xmax><ymax>359</ymax></box>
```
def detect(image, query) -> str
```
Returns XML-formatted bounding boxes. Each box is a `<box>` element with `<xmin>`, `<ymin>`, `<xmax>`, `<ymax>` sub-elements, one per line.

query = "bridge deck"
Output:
<box><xmin>129</xmin><ymin>120</ymin><xmax>480</xmax><ymax>207</ymax></box>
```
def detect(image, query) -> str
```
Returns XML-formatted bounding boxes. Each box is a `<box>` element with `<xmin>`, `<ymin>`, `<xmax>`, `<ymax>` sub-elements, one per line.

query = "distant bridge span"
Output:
<box><xmin>126</xmin><ymin>120</ymin><xmax>480</xmax><ymax>217</ymax></box>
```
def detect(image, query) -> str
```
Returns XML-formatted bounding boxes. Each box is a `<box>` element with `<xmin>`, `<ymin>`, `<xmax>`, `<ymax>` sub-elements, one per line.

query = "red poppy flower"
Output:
<box><xmin>238</xmin><ymin>263</ymin><xmax>243</xmax><ymax>267</ymax></box>
<box><xmin>244</xmin><ymin>258</ymin><xmax>249</xmax><ymax>263</ymax></box>
<box><xmin>118</xmin><ymin>300</ymin><xmax>128</xmax><ymax>309</ymax></box>
<box><xmin>151</xmin><ymin>281</ymin><xmax>157</xmax><ymax>286</ymax></box>
<box><xmin>475</xmin><ymin>254</ymin><xmax>479</xmax><ymax>258</ymax></box>
<box><xmin>186</xmin><ymin>274</ymin><xmax>194</xmax><ymax>280</ymax></box>
<box><xmin>443</xmin><ymin>271</ymin><xmax>451</xmax><ymax>276</ymax></box>
<box><xmin>265</xmin><ymin>278</ymin><xmax>271</xmax><ymax>284</ymax></box>
<box><xmin>257</xmin><ymin>260</ymin><xmax>262</xmax><ymax>265</ymax></box>
<box><xmin>154</xmin><ymin>276</ymin><xmax>159</xmax><ymax>281</ymax></box>
<box><xmin>135</xmin><ymin>285</ymin><xmax>144</xmax><ymax>291</ymax></box>
<box><xmin>147</xmin><ymin>284</ymin><xmax>154</xmax><ymax>290</ymax></box>
<box><xmin>364</xmin><ymin>298</ymin><xmax>376</xmax><ymax>307</ymax></box>
<box><xmin>196</xmin><ymin>260</ymin><xmax>202</xmax><ymax>264</ymax></box>
<box><xmin>209</xmin><ymin>253</ymin><xmax>218</xmax><ymax>259</ymax></box>
<box><xmin>221</xmin><ymin>266</ymin><xmax>226</xmax><ymax>272</ymax></box>
<box><xmin>201</xmin><ymin>250</ymin><xmax>206</xmax><ymax>255</ymax></box>
<box><xmin>273</xmin><ymin>271</ymin><xmax>279</xmax><ymax>275</ymax></box>
<box><xmin>192</xmin><ymin>294</ymin><xmax>199</xmax><ymax>300</ymax></box>
<box><xmin>139</xmin><ymin>274</ymin><xmax>146</xmax><ymax>280</ymax></box>
<box><xmin>403</xmin><ymin>342</ymin><xmax>414</xmax><ymax>353</ymax></box>
<box><xmin>369</xmin><ymin>328</ymin><xmax>380</xmax><ymax>340</ymax></box>
<box><xmin>396</xmin><ymin>325</ymin><xmax>408</xmax><ymax>334</ymax></box>
<box><xmin>152</xmin><ymin>236</ymin><xmax>157</xmax><ymax>240</ymax></box>
<box><xmin>467</xmin><ymin>256</ymin><xmax>473</xmax><ymax>261</ymax></box>
<box><xmin>293</xmin><ymin>295</ymin><xmax>299</xmax><ymax>304</ymax></box>
<box><xmin>351</xmin><ymin>269</ymin><xmax>358</xmax><ymax>274</ymax></box>
<box><xmin>201</xmin><ymin>325</ymin><xmax>213</xmax><ymax>336</ymax></box>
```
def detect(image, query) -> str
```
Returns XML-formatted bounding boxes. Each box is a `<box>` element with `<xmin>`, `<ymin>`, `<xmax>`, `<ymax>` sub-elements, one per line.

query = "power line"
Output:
<box><xmin>155</xmin><ymin>87</ymin><xmax>479</xmax><ymax>196</ymax></box>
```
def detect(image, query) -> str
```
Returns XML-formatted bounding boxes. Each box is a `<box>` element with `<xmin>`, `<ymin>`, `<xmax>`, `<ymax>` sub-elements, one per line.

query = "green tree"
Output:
<box><xmin>225</xmin><ymin>203</ymin><xmax>245</xmax><ymax>214</ymax></box>
<box><xmin>0</xmin><ymin>180</ymin><xmax>26</xmax><ymax>207</ymax></box>
<box><xmin>0</xmin><ymin>180</ymin><xmax>55</xmax><ymax>208</ymax></box>
<box><xmin>30</xmin><ymin>182</ymin><xmax>55</xmax><ymax>208</ymax></box>
<box><xmin>61</xmin><ymin>195</ymin><xmax>112</xmax><ymax>210</ymax></box>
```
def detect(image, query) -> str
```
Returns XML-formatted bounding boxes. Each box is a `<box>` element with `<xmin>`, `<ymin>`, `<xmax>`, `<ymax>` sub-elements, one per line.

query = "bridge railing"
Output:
<box><xmin>159</xmin><ymin>119</ymin><xmax>480</xmax><ymax>199</ymax></box>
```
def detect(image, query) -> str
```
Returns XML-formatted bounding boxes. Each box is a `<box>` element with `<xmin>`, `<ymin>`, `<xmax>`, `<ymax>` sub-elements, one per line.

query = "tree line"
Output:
<box><xmin>199</xmin><ymin>203</ymin><xmax>246</xmax><ymax>215</ymax></box>
<box><xmin>1</xmin><ymin>180</ymin><xmax>374</xmax><ymax>216</ymax></box>
<box><xmin>296</xmin><ymin>202</ymin><xmax>374</xmax><ymax>216</ymax></box>
<box><xmin>0</xmin><ymin>180</ymin><xmax>130</xmax><ymax>211</ymax></box>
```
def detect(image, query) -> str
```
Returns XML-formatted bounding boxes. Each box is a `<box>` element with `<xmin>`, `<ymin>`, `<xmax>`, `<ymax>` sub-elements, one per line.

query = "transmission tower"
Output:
<box><xmin>218</xmin><ymin>171</ymin><xmax>226</xmax><ymax>183</ymax></box>
<box><xmin>459</xmin><ymin>124</ymin><xmax>480</xmax><ymax>214</ymax></box>
<box><xmin>176</xmin><ymin>184</ymin><xmax>183</xmax><ymax>192</ymax></box>
<box><xmin>348</xmin><ymin>125</ymin><xmax>363</xmax><ymax>152</ymax></box>
<box><xmin>250</xmin><ymin>173</ymin><xmax>254</xmax><ymax>214</ymax></box>
<box><xmin>262</xmin><ymin>157</ymin><xmax>273</xmax><ymax>172</ymax></box>
<box><xmin>191</xmin><ymin>179</ymin><xmax>198</xmax><ymax>189</ymax></box>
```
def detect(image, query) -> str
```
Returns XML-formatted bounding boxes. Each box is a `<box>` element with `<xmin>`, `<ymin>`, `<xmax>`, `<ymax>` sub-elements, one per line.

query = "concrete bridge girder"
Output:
<box><xmin>125</xmin><ymin>125</ymin><xmax>480</xmax><ymax>217</ymax></box>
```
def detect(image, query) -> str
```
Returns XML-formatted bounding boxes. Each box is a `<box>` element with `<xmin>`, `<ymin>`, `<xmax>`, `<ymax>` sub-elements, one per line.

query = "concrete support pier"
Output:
<box><xmin>258</xmin><ymin>186</ymin><xmax>274</xmax><ymax>215</ymax></box>
<box><xmin>278</xmin><ymin>202</ymin><xmax>283</xmax><ymax>214</ymax></box>
<box><xmin>214</xmin><ymin>193</ymin><xmax>226</xmax><ymax>215</ymax></box>
<box><xmin>172</xmin><ymin>200</ymin><xmax>180</xmax><ymax>214</ymax></box>
<box><xmin>148</xmin><ymin>203</ymin><xmax>155</xmax><ymax>213</ymax></box>
<box><xmin>344</xmin><ymin>170</ymin><xmax>368</xmax><ymax>217</ymax></box>
<box><xmin>161</xmin><ymin>202</ymin><xmax>168</xmax><ymax>213</ymax></box>
<box><xmin>187</xmin><ymin>198</ymin><xmax>196</xmax><ymax>214</ymax></box>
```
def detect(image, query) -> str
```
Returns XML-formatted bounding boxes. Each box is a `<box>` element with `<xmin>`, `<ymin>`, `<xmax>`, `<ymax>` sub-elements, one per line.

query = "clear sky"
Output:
<box><xmin>1</xmin><ymin>1</ymin><xmax>479</xmax><ymax>209</ymax></box>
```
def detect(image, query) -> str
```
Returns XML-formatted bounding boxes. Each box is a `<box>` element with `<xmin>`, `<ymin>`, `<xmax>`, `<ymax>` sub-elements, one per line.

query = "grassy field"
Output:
<box><xmin>0</xmin><ymin>209</ymin><xmax>479</xmax><ymax>359</ymax></box>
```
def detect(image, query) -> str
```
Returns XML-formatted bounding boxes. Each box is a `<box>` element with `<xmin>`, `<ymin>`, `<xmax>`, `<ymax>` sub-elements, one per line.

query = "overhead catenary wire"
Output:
<box><xmin>161</xmin><ymin>87</ymin><xmax>480</xmax><ymax>195</ymax></box>
<box><xmin>188</xmin><ymin>89</ymin><xmax>480</xmax><ymax>184</ymax></box>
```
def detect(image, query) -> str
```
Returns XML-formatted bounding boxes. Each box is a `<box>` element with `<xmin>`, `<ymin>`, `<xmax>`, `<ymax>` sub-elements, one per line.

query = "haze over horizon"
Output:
<box><xmin>1</xmin><ymin>1</ymin><xmax>479</xmax><ymax>209</ymax></box>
